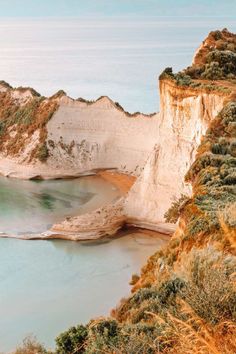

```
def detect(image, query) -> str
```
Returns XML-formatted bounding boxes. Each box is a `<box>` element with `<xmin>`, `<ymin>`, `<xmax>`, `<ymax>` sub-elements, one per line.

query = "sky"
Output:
<box><xmin>0</xmin><ymin>1</ymin><xmax>235</xmax><ymax>112</ymax></box>
<box><xmin>0</xmin><ymin>0</ymin><xmax>236</xmax><ymax>18</ymax></box>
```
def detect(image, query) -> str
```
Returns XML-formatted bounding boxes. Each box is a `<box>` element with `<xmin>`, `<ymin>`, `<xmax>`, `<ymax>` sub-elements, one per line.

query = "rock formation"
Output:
<box><xmin>124</xmin><ymin>79</ymin><xmax>228</xmax><ymax>233</ymax></box>
<box><xmin>0</xmin><ymin>87</ymin><xmax>158</xmax><ymax>179</ymax></box>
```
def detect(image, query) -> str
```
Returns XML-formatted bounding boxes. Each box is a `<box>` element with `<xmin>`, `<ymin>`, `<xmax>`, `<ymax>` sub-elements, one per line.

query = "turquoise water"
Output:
<box><xmin>0</xmin><ymin>176</ymin><xmax>119</xmax><ymax>235</ymax></box>
<box><xmin>0</xmin><ymin>176</ymin><xmax>167</xmax><ymax>351</ymax></box>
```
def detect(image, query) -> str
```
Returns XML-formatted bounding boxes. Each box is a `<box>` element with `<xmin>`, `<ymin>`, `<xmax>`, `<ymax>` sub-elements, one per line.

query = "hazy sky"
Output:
<box><xmin>0</xmin><ymin>0</ymin><xmax>236</xmax><ymax>17</ymax></box>
<box><xmin>0</xmin><ymin>1</ymin><xmax>235</xmax><ymax>112</ymax></box>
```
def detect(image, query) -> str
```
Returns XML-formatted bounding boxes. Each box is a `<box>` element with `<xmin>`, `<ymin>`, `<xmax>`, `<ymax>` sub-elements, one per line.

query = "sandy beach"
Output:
<box><xmin>98</xmin><ymin>170</ymin><xmax>136</xmax><ymax>194</ymax></box>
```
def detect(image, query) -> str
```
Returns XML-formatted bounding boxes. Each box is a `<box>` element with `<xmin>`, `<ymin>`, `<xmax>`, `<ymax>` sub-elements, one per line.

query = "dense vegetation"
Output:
<box><xmin>159</xmin><ymin>29</ymin><xmax>236</xmax><ymax>97</ymax></box>
<box><xmin>159</xmin><ymin>67</ymin><xmax>232</xmax><ymax>95</ymax></box>
<box><xmin>185</xmin><ymin>28</ymin><xmax>236</xmax><ymax>80</ymax></box>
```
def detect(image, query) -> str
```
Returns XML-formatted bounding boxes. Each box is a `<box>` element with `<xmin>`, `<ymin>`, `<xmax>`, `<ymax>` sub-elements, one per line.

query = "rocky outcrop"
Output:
<box><xmin>0</xmin><ymin>199</ymin><xmax>125</xmax><ymax>241</ymax></box>
<box><xmin>48</xmin><ymin>198</ymin><xmax>125</xmax><ymax>240</ymax></box>
<box><xmin>124</xmin><ymin>79</ymin><xmax>228</xmax><ymax>233</ymax></box>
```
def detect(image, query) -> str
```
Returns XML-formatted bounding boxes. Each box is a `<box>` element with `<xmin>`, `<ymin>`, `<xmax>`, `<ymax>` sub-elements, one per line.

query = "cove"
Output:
<box><xmin>0</xmin><ymin>176</ymin><xmax>167</xmax><ymax>351</ymax></box>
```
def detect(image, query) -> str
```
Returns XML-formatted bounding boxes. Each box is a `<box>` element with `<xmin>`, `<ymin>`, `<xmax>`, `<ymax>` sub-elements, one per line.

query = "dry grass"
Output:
<box><xmin>12</xmin><ymin>335</ymin><xmax>47</xmax><ymax>354</ymax></box>
<box><xmin>0</xmin><ymin>91</ymin><xmax>58</xmax><ymax>161</ymax></box>
<box><xmin>159</xmin><ymin>304</ymin><xmax>236</xmax><ymax>354</ymax></box>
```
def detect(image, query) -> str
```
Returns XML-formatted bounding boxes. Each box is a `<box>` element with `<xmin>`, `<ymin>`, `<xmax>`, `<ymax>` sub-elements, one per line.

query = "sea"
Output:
<box><xmin>0</xmin><ymin>17</ymin><xmax>235</xmax><ymax>113</ymax></box>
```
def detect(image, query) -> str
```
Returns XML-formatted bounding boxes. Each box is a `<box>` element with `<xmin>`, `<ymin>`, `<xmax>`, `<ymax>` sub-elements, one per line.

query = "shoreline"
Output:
<box><xmin>0</xmin><ymin>170</ymin><xmax>171</xmax><ymax>242</ymax></box>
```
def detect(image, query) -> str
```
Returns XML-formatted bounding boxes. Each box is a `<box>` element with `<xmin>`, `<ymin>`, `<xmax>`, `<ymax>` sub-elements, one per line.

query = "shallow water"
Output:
<box><xmin>0</xmin><ymin>176</ymin><xmax>120</xmax><ymax>234</ymax></box>
<box><xmin>0</xmin><ymin>176</ymin><xmax>167</xmax><ymax>351</ymax></box>
<box><xmin>0</xmin><ymin>232</ymin><xmax>167</xmax><ymax>351</ymax></box>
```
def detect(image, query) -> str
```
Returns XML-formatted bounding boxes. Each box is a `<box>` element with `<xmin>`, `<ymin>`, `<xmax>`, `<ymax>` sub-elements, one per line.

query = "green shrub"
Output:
<box><xmin>175</xmin><ymin>72</ymin><xmax>192</xmax><ymax>86</ymax></box>
<box><xmin>55</xmin><ymin>325</ymin><xmax>88</xmax><ymax>354</ymax></box>
<box><xmin>184</xmin><ymin>65</ymin><xmax>204</xmax><ymax>79</ymax></box>
<box><xmin>201</xmin><ymin>61</ymin><xmax>224</xmax><ymax>79</ymax></box>
<box><xmin>85</xmin><ymin>320</ymin><xmax>120</xmax><ymax>353</ymax></box>
<box><xmin>205</xmin><ymin>50</ymin><xmax>236</xmax><ymax>77</ymax></box>
<box><xmin>187</xmin><ymin>216</ymin><xmax>210</xmax><ymax>236</ymax></box>
<box><xmin>224</xmin><ymin>172</ymin><xmax>236</xmax><ymax>185</ymax></box>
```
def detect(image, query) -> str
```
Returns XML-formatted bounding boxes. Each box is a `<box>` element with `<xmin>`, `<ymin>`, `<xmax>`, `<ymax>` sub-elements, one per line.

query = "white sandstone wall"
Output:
<box><xmin>124</xmin><ymin>79</ymin><xmax>227</xmax><ymax>233</ymax></box>
<box><xmin>46</xmin><ymin>96</ymin><xmax>159</xmax><ymax>176</ymax></box>
<box><xmin>0</xmin><ymin>94</ymin><xmax>159</xmax><ymax>179</ymax></box>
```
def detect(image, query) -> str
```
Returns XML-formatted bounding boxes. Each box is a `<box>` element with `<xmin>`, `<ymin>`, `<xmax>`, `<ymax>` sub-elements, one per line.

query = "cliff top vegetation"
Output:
<box><xmin>160</xmin><ymin>29</ymin><xmax>236</xmax><ymax>100</ymax></box>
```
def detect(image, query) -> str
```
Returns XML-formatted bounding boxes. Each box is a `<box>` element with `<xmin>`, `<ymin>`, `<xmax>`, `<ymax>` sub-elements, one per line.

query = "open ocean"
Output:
<box><xmin>0</xmin><ymin>17</ymin><xmax>235</xmax><ymax>113</ymax></box>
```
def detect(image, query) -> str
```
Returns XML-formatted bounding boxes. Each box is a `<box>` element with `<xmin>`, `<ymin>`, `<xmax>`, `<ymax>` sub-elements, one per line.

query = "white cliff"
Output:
<box><xmin>0</xmin><ymin>93</ymin><xmax>159</xmax><ymax>179</ymax></box>
<box><xmin>124</xmin><ymin>79</ymin><xmax>228</xmax><ymax>233</ymax></box>
<box><xmin>46</xmin><ymin>96</ymin><xmax>159</xmax><ymax>176</ymax></box>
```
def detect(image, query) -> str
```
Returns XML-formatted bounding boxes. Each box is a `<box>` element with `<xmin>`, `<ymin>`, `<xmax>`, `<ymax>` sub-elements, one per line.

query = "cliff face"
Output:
<box><xmin>46</xmin><ymin>96</ymin><xmax>159</xmax><ymax>176</ymax></box>
<box><xmin>124</xmin><ymin>79</ymin><xmax>228</xmax><ymax>233</ymax></box>
<box><xmin>0</xmin><ymin>89</ymin><xmax>158</xmax><ymax>179</ymax></box>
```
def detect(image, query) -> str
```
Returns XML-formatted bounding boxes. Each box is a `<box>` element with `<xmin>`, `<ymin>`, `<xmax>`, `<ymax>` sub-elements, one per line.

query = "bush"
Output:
<box><xmin>175</xmin><ymin>73</ymin><xmax>192</xmax><ymax>86</ymax></box>
<box><xmin>37</xmin><ymin>143</ymin><xmax>49</xmax><ymax>162</ymax></box>
<box><xmin>13</xmin><ymin>335</ymin><xmax>47</xmax><ymax>354</ymax></box>
<box><xmin>210</xmin><ymin>30</ymin><xmax>223</xmax><ymax>40</ymax></box>
<box><xmin>205</xmin><ymin>49</ymin><xmax>236</xmax><ymax>77</ymax></box>
<box><xmin>55</xmin><ymin>325</ymin><xmax>88</xmax><ymax>354</ymax></box>
<box><xmin>85</xmin><ymin>320</ymin><xmax>120</xmax><ymax>353</ymax></box>
<box><xmin>159</xmin><ymin>67</ymin><xmax>174</xmax><ymax>80</ymax></box>
<box><xmin>201</xmin><ymin>61</ymin><xmax>224</xmax><ymax>79</ymax></box>
<box><xmin>164</xmin><ymin>194</ymin><xmax>189</xmax><ymax>223</ymax></box>
<box><xmin>181</xmin><ymin>247</ymin><xmax>236</xmax><ymax>325</ymax></box>
<box><xmin>129</xmin><ymin>273</ymin><xmax>140</xmax><ymax>285</ymax></box>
